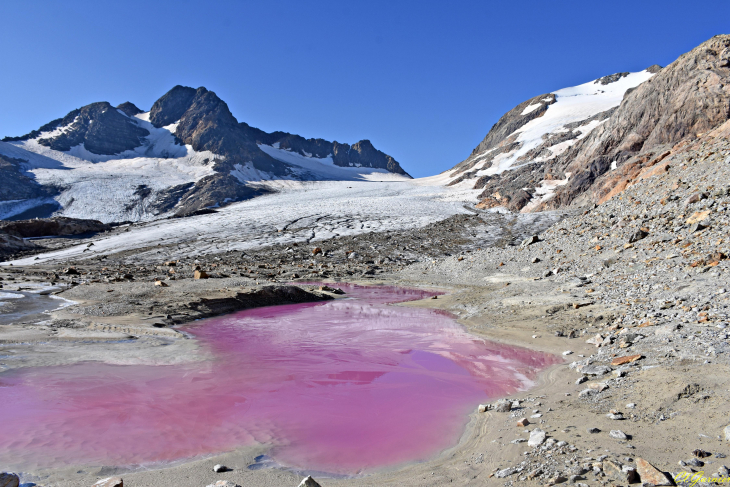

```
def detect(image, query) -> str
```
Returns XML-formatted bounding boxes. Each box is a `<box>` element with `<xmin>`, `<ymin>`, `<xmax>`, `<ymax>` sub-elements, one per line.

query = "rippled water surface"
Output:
<box><xmin>0</xmin><ymin>284</ymin><xmax>558</xmax><ymax>473</ymax></box>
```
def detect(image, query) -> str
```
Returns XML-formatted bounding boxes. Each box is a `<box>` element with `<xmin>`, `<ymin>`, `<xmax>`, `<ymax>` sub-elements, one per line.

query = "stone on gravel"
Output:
<box><xmin>587</xmin><ymin>427</ymin><xmax>601</xmax><ymax>434</ymax></box>
<box><xmin>495</xmin><ymin>467</ymin><xmax>518</xmax><ymax>478</ymax></box>
<box><xmin>0</xmin><ymin>472</ymin><xmax>19</xmax><ymax>487</ymax></box>
<box><xmin>93</xmin><ymin>478</ymin><xmax>123</xmax><ymax>487</ymax></box>
<box><xmin>610</xmin><ymin>430</ymin><xmax>628</xmax><ymax>440</ymax></box>
<box><xmin>154</xmin><ymin>280</ymin><xmax>168</xmax><ymax>287</ymax></box>
<box><xmin>517</xmin><ymin>418</ymin><xmax>530</xmax><ymax>427</ymax></box>
<box><xmin>611</xmin><ymin>354</ymin><xmax>642</xmax><ymax>366</ymax></box>
<box><xmin>298</xmin><ymin>476</ymin><xmax>322</xmax><ymax>487</ymax></box>
<box><xmin>724</xmin><ymin>424</ymin><xmax>730</xmax><ymax>441</ymax></box>
<box><xmin>312</xmin><ymin>248</ymin><xmax>322</xmax><ymax>256</ymax></box>
<box><xmin>206</xmin><ymin>481</ymin><xmax>240</xmax><ymax>487</ymax></box>
<box><xmin>603</xmin><ymin>460</ymin><xmax>638</xmax><ymax>484</ymax></box>
<box><xmin>628</xmin><ymin>229</ymin><xmax>649</xmax><ymax>243</ymax></box>
<box><xmin>493</xmin><ymin>399</ymin><xmax>512</xmax><ymax>412</ymax></box>
<box><xmin>521</xmin><ymin>235</ymin><xmax>540</xmax><ymax>247</ymax></box>
<box><xmin>194</xmin><ymin>270</ymin><xmax>209</xmax><ymax>279</ymax></box>
<box><xmin>212</xmin><ymin>464</ymin><xmax>228</xmax><ymax>472</ymax></box>
<box><xmin>577</xmin><ymin>365</ymin><xmax>611</xmax><ymax>376</ymax></box>
<box><xmin>635</xmin><ymin>458</ymin><xmax>674</xmax><ymax>486</ymax></box>
<box><xmin>477</xmin><ymin>404</ymin><xmax>489</xmax><ymax>413</ymax></box>
<box><xmin>528</xmin><ymin>428</ymin><xmax>546</xmax><ymax>447</ymax></box>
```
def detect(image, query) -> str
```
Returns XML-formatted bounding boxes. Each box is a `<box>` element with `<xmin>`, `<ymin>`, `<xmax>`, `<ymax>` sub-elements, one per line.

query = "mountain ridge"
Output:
<box><xmin>0</xmin><ymin>85</ymin><xmax>410</xmax><ymax>223</ymax></box>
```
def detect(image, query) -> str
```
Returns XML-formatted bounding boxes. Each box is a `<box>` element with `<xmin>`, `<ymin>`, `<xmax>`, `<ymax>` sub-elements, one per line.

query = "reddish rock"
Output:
<box><xmin>611</xmin><ymin>354</ymin><xmax>643</xmax><ymax>366</ymax></box>
<box><xmin>635</xmin><ymin>458</ymin><xmax>673</xmax><ymax>486</ymax></box>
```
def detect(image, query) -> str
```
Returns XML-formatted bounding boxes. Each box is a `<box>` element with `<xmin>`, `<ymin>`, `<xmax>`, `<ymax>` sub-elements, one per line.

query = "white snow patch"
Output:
<box><xmin>521</xmin><ymin>103</ymin><xmax>543</xmax><ymax>115</ymax></box>
<box><xmin>520</xmin><ymin>173</ymin><xmax>572</xmax><ymax>213</ymax></box>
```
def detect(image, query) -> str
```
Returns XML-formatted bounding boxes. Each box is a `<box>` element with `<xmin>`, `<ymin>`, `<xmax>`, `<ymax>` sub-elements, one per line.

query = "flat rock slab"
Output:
<box><xmin>636</xmin><ymin>458</ymin><xmax>674</xmax><ymax>486</ymax></box>
<box><xmin>611</xmin><ymin>354</ymin><xmax>643</xmax><ymax>366</ymax></box>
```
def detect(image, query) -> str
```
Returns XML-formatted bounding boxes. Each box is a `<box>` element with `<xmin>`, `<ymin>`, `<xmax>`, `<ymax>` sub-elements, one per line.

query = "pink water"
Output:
<box><xmin>0</xmin><ymin>284</ymin><xmax>558</xmax><ymax>474</ymax></box>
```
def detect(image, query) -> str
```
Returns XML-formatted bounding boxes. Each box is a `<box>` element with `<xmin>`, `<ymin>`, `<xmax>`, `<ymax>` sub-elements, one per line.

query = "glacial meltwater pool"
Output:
<box><xmin>0</xmin><ymin>284</ymin><xmax>558</xmax><ymax>474</ymax></box>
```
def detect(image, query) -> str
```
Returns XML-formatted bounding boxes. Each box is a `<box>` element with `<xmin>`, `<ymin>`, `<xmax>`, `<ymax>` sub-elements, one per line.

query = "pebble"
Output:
<box><xmin>610</xmin><ymin>430</ymin><xmax>628</xmax><ymax>440</ymax></box>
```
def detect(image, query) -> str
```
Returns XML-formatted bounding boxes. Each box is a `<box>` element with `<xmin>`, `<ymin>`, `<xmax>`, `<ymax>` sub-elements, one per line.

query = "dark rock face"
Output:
<box><xmin>595</xmin><ymin>72</ymin><xmax>630</xmax><ymax>85</ymax></box>
<box><xmin>149</xmin><ymin>85</ymin><xmax>198</xmax><ymax>128</ymax></box>
<box><xmin>172</xmin><ymin>173</ymin><xmax>269</xmax><ymax>217</ymax></box>
<box><xmin>0</xmin><ymin>154</ymin><xmax>57</xmax><ymax>202</ymax></box>
<box><xmin>544</xmin><ymin>35</ymin><xmax>730</xmax><ymax>210</ymax></box>
<box><xmin>0</xmin><ymin>217</ymin><xmax>110</xmax><ymax>238</ymax></box>
<box><xmin>240</xmin><ymin>123</ymin><xmax>410</xmax><ymax>176</ymax></box>
<box><xmin>7</xmin><ymin>102</ymin><xmax>150</xmax><ymax>156</ymax></box>
<box><xmin>185</xmin><ymin>285</ymin><xmax>332</xmax><ymax>319</ymax></box>
<box><xmin>116</xmin><ymin>102</ymin><xmax>143</xmax><ymax>117</ymax></box>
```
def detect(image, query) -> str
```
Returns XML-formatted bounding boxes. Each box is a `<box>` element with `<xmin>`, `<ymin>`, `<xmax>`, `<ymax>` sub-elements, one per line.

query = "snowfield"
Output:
<box><xmin>4</xmin><ymin>179</ymin><xmax>502</xmax><ymax>265</ymax></box>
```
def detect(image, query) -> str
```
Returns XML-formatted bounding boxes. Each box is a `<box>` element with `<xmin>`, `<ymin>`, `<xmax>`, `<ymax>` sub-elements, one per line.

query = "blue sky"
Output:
<box><xmin>1</xmin><ymin>1</ymin><xmax>727</xmax><ymax>177</ymax></box>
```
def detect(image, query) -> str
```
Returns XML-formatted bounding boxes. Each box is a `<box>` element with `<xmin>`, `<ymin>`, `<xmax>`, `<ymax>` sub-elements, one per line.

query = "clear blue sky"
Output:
<box><xmin>1</xmin><ymin>1</ymin><xmax>727</xmax><ymax>177</ymax></box>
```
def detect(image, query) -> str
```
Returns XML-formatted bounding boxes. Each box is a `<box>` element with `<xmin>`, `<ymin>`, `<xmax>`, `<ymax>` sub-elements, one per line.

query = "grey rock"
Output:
<box><xmin>493</xmin><ymin>399</ymin><xmax>512</xmax><ymax>412</ymax></box>
<box><xmin>0</xmin><ymin>472</ymin><xmax>19</xmax><ymax>487</ymax></box>
<box><xmin>528</xmin><ymin>428</ymin><xmax>547</xmax><ymax>447</ymax></box>
<box><xmin>496</xmin><ymin>467</ymin><xmax>518</xmax><ymax>478</ymax></box>
<box><xmin>298</xmin><ymin>477</ymin><xmax>322</xmax><ymax>487</ymax></box>
<box><xmin>609</xmin><ymin>430</ymin><xmax>628</xmax><ymax>440</ymax></box>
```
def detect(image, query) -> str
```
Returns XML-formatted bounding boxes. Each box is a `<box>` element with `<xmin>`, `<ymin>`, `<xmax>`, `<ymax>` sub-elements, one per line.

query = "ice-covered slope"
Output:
<box><xmin>0</xmin><ymin>112</ymin><xmax>218</xmax><ymax>222</ymax></box>
<box><xmin>423</xmin><ymin>68</ymin><xmax>660</xmax><ymax>212</ymax></box>
<box><xmin>1</xmin><ymin>87</ymin><xmax>409</xmax><ymax>223</ymax></box>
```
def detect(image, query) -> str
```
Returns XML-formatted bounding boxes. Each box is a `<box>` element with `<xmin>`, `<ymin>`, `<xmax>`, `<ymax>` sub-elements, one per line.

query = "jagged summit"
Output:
<box><xmin>0</xmin><ymin>85</ymin><xmax>410</xmax><ymax>223</ymax></box>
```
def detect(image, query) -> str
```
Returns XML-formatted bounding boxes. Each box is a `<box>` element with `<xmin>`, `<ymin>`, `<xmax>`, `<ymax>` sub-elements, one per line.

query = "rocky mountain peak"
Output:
<box><xmin>149</xmin><ymin>85</ymin><xmax>198</xmax><ymax>128</ymax></box>
<box><xmin>116</xmin><ymin>102</ymin><xmax>144</xmax><ymax>117</ymax></box>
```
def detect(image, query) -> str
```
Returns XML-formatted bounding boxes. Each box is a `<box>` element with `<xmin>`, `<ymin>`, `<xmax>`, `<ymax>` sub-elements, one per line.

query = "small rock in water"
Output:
<box><xmin>93</xmin><ymin>478</ymin><xmax>123</xmax><ymax>487</ymax></box>
<box><xmin>298</xmin><ymin>476</ymin><xmax>322</xmax><ymax>487</ymax></box>
<box><xmin>0</xmin><ymin>472</ymin><xmax>19</xmax><ymax>487</ymax></box>
<box><xmin>212</xmin><ymin>464</ymin><xmax>228</xmax><ymax>473</ymax></box>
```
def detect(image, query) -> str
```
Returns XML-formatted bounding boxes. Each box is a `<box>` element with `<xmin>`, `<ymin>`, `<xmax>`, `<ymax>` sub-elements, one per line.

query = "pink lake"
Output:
<box><xmin>0</xmin><ymin>284</ymin><xmax>558</xmax><ymax>474</ymax></box>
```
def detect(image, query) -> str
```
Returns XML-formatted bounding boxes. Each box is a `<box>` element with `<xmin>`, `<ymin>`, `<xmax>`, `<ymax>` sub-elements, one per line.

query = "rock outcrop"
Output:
<box><xmin>544</xmin><ymin>34</ymin><xmax>730</xmax><ymax>210</ymax></box>
<box><xmin>0</xmin><ymin>217</ymin><xmax>110</xmax><ymax>238</ymax></box>
<box><xmin>6</xmin><ymin>102</ymin><xmax>149</xmax><ymax>155</ymax></box>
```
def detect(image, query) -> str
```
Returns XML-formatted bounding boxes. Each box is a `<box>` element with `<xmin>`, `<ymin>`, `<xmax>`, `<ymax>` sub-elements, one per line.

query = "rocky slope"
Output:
<box><xmin>440</xmin><ymin>35</ymin><xmax>730</xmax><ymax>216</ymax></box>
<box><xmin>0</xmin><ymin>87</ymin><xmax>409</xmax><ymax>223</ymax></box>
